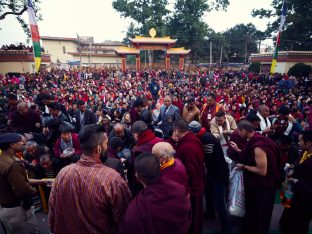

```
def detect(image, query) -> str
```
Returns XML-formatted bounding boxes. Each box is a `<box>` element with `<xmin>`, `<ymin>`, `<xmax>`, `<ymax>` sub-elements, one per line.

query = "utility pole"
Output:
<box><xmin>219</xmin><ymin>45</ymin><xmax>223</xmax><ymax>64</ymax></box>
<box><xmin>210</xmin><ymin>41</ymin><xmax>212</xmax><ymax>65</ymax></box>
<box><xmin>245</xmin><ymin>35</ymin><xmax>248</xmax><ymax>63</ymax></box>
<box><xmin>89</xmin><ymin>42</ymin><xmax>91</xmax><ymax>67</ymax></box>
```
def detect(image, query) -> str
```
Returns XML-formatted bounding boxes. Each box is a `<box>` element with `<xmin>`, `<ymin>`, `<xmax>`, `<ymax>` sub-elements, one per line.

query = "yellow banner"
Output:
<box><xmin>270</xmin><ymin>59</ymin><xmax>277</xmax><ymax>74</ymax></box>
<box><xmin>35</xmin><ymin>57</ymin><xmax>41</xmax><ymax>72</ymax></box>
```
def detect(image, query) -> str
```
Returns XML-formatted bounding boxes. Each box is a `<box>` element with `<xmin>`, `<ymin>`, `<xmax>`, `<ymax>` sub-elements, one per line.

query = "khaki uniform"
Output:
<box><xmin>0</xmin><ymin>152</ymin><xmax>38</xmax><ymax>234</ymax></box>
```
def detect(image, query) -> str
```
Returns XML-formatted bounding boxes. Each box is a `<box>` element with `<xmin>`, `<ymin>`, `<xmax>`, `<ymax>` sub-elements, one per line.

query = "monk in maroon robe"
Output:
<box><xmin>152</xmin><ymin>142</ymin><xmax>189</xmax><ymax>194</ymax></box>
<box><xmin>173</xmin><ymin>120</ymin><xmax>205</xmax><ymax>234</ymax></box>
<box><xmin>129</xmin><ymin>121</ymin><xmax>163</xmax><ymax>196</ymax></box>
<box><xmin>118</xmin><ymin>153</ymin><xmax>191</xmax><ymax>234</ymax></box>
<box><xmin>229</xmin><ymin>120</ymin><xmax>280</xmax><ymax>234</ymax></box>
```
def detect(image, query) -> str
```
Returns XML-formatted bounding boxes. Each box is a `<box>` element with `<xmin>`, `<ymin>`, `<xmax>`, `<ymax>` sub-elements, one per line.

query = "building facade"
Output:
<box><xmin>41</xmin><ymin>36</ymin><xmax>123</xmax><ymax>67</ymax></box>
<box><xmin>250</xmin><ymin>51</ymin><xmax>312</xmax><ymax>73</ymax></box>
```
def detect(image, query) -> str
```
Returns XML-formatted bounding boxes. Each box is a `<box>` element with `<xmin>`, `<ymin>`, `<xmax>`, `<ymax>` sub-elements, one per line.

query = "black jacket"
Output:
<box><xmin>74</xmin><ymin>109</ymin><xmax>97</xmax><ymax>132</ymax></box>
<box><xmin>198</xmin><ymin>131</ymin><xmax>229</xmax><ymax>185</ymax></box>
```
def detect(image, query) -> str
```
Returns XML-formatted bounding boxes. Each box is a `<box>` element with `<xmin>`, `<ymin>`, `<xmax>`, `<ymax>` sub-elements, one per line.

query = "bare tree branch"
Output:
<box><xmin>0</xmin><ymin>5</ymin><xmax>27</xmax><ymax>20</ymax></box>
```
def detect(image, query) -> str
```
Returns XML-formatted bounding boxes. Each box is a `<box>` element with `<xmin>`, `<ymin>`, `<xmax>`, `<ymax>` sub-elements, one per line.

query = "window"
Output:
<box><xmin>63</xmin><ymin>46</ymin><xmax>66</xmax><ymax>54</ymax></box>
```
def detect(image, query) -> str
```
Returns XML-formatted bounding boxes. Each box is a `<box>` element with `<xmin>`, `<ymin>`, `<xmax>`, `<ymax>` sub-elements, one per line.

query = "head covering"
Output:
<box><xmin>0</xmin><ymin>133</ymin><xmax>22</xmax><ymax>144</ymax></box>
<box><xmin>188</xmin><ymin>121</ymin><xmax>202</xmax><ymax>133</ymax></box>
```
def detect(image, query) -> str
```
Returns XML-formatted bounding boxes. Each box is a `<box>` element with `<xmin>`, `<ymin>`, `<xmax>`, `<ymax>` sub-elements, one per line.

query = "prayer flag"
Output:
<box><xmin>27</xmin><ymin>0</ymin><xmax>41</xmax><ymax>72</ymax></box>
<box><xmin>270</xmin><ymin>0</ymin><xmax>287</xmax><ymax>74</ymax></box>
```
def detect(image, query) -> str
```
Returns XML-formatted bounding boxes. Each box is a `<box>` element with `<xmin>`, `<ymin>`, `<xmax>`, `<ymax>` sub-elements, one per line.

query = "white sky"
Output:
<box><xmin>0</xmin><ymin>0</ymin><xmax>274</xmax><ymax>46</ymax></box>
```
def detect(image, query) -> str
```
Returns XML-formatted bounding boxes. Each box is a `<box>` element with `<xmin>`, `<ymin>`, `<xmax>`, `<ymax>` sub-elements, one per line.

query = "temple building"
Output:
<box><xmin>115</xmin><ymin>28</ymin><xmax>191</xmax><ymax>72</ymax></box>
<box><xmin>250</xmin><ymin>51</ymin><xmax>312</xmax><ymax>73</ymax></box>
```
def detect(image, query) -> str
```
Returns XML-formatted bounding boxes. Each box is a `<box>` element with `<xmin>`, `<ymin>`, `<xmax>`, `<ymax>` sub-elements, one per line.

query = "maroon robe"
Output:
<box><xmin>240</xmin><ymin>133</ymin><xmax>280</xmax><ymax>234</ymax></box>
<box><xmin>175</xmin><ymin>132</ymin><xmax>205</xmax><ymax>234</ymax></box>
<box><xmin>161</xmin><ymin>159</ymin><xmax>189</xmax><ymax>194</ymax></box>
<box><xmin>129</xmin><ymin>130</ymin><xmax>163</xmax><ymax>196</ymax></box>
<box><xmin>241</xmin><ymin>132</ymin><xmax>280</xmax><ymax>189</ymax></box>
<box><xmin>118</xmin><ymin>177</ymin><xmax>191</xmax><ymax>234</ymax></box>
<box><xmin>227</xmin><ymin>129</ymin><xmax>248</xmax><ymax>162</ymax></box>
<box><xmin>200</xmin><ymin>103</ymin><xmax>219</xmax><ymax>132</ymax></box>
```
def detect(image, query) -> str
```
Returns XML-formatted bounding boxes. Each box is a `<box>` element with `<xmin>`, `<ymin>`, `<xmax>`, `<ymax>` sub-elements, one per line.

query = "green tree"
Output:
<box><xmin>252</xmin><ymin>0</ymin><xmax>312</xmax><ymax>51</ymax></box>
<box><xmin>288</xmin><ymin>63</ymin><xmax>312</xmax><ymax>77</ymax></box>
<box><xmin>122</xmin><ymin>22</ymin><xmax>140</xmax><ymax>46</ymax></box>
<box><xmin>112</xmin><ymin>0</ymin><xmax>169</xmax><ymax>36</ymax></box>
<box><xmin>222</xmin><ymin>23</ymin><xmax>264</xmax><ymax>63</ymax></box>
<box><xmin>0</xmin><ymin>0</ymin><xmax>42</xmax><ymax>38</ymax></box>
<box><xmin>167</xmin><ymin>0</ymin><xmax>229</xmax><ymax>63</ymax></box>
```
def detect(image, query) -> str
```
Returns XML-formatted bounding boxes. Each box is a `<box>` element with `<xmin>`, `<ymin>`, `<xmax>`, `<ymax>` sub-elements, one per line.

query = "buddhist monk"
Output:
<box><xmin>118</xmin><ymin>153</ymin><xmax>191</xmax><ymax>234</ymax></box>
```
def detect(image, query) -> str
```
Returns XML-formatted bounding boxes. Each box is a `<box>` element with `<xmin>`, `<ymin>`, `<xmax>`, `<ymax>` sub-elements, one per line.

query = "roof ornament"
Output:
<box><xmin>149</xmin><ymin>28</ymin><xmax>157</xmax><ymax>38</ymax></box>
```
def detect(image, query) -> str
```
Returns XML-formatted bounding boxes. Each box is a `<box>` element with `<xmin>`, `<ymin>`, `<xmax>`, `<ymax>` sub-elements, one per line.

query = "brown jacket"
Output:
<box><xmin>0</xmin><ymin>152</ymin><xmax>36</xmax><ymax>206</ymax></box>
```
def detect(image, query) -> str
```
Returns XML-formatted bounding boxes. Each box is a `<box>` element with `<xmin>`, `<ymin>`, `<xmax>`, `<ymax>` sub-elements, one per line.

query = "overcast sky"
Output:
<box><xmin>0</xmin><ymin>0</ymin><xmax>274</xmax><ymax>46</ymax></box>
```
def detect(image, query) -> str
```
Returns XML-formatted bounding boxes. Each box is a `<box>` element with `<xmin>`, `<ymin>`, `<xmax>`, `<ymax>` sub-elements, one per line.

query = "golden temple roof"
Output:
<box><xmin>166</xmin><ymin>47</ymin><xmax>191</xmax><ymax>55</ymax></box>
<box><xmin>130</xmin><ymin>36</ymin><xmax>177</xmax><ymax>44</ymax></box>
<box><xmin>115</xmin><ymin>46</ymin><xmax>140</xmax><ymax>55</ymax></box>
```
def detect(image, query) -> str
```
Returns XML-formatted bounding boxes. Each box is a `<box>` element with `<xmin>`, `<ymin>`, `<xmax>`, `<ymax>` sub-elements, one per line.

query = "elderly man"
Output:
<box><xmin>173</xmin><ymin>119</ymin><xmax>205</xmax><ymax>234</ymax></box>
<box><xmin>10</xmin><ymin>102</ymin><xmax>41</xmax><ymax>134</ymax></box>
<box><xmin>109</xmin><ymin>123</ymin><xmax>135</xmax><ymax>149</ymax></box>
<box><xmin>0</xmin><ymin>133</ymin><xmax>39</xmax><ymax>234</ymax></box>
<box><xmin>49</xmin><ymin>124</ymin><xmax>131</xmax><ymax>234</ymax></box>
<box><xmin>229</xmin><ymin>120</ymin><xmax>280</xmax><ymax>234</ymax></box>
<box><xmin>182</xmin><ymin>96</ymin><xmax>201</xmax><ymax>123</ymax></box>
<box><xmin>118</xmin><ymin>153</ymin><xmax>191</xmax><ymax>234</ymax></box>
<box><xmin>156</xmin><ymin>95</ymin><xmax>181</xmax><ymax>139</ymax></box>
<box><xmin>152</xmin><ymin>142</ymin><xmax>189</xmax><ymax>192</ymax></box>
<box><xmin>256</xmin><ymin>105</ymin><xmax>273</xmax><ymax>135</ymax></box>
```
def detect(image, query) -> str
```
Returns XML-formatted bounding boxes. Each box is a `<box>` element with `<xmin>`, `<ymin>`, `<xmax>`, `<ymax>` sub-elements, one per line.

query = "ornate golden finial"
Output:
<box><xmin>149</xmin><ymin>28</ymin><xmax>157</xmax><ymax>38</ymax></box>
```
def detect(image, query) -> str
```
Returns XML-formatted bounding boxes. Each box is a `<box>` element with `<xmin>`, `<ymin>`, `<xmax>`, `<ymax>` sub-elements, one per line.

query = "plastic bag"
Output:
<box><xmin>228</xmin><ymin>169</ymin><xmax>245</xmax><ymax>217</ymax></box>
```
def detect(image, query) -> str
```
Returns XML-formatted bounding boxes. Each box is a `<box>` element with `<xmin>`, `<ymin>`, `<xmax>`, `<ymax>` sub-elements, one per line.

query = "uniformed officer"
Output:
<box><xmin>0</xmin><ymin>133</ymin><xmax>39</xmax><ymax>234</ymax></box>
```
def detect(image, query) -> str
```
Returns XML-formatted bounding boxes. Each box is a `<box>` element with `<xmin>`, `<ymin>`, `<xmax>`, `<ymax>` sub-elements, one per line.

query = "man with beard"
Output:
<box><xmin>182</xmin><ymin>96</ymin><xmax>201</xmax><ymax>123</ymax></box>
<box><xmin>49</xmin><ymin>124</ymin><xmax>131</xmax><ymax>234</ymax></box>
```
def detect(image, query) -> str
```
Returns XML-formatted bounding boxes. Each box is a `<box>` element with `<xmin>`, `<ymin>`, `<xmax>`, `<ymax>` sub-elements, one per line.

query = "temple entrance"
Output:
<box><xmin>115</xmin><ymin>28</ymin><xmax>191</xmax><ymax>72</ymax></box>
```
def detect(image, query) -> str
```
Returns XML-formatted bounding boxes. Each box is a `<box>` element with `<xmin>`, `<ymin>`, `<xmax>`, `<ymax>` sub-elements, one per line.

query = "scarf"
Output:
<box><xmin>257</xmin><ymin>112</ymin><xmax>271</xmax><ymax>131</ymax></box>
<box><xmin>160</xmin><ymin>158</ymin><xmax>175</xmax><ymax>171</ymax></box>
<box><xmin>137</xmin><ymin>130</ymin><xmax>156</xmax><ymax>146</ymax></box>
<box><xmin>196</xmin><ymin>127</ymin><xmax>206</xmax><ymax>138</ymax></box>
<box><xmin>60</xmin><ymin>136</ymin><xmax>73</xmax><ymax>151</ymax></box>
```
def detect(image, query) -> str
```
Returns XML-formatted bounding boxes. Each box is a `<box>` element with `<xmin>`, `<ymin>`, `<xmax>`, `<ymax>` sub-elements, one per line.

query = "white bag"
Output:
<box><xmin>228</xmin><ymin>169</ymin><xmax>245</xmax><ymax>217</ymax></box>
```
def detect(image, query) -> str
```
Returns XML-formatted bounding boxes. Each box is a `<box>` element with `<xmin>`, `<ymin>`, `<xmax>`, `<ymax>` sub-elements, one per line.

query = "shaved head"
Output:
<box><xmin>152</xmin><ymin>142</ymin><xmax>175</xmax><ymax>159</ymax></box>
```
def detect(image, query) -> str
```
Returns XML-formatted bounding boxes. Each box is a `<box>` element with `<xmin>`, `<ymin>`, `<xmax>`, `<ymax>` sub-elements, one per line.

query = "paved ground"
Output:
<box><xmin>1</xmin><ymin>196</ymin><xmax>311</xmax><ymax>234</ymax></box>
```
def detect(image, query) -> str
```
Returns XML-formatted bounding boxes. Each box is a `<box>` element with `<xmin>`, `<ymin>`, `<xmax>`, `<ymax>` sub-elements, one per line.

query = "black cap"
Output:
<box><xmin>0</xmin><ymin>133</ymin><xmax>22</xmax><ymax>144</ymax></box>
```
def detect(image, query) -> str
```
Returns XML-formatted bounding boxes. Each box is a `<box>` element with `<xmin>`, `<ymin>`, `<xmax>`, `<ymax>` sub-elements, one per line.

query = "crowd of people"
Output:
<box><xmin>0</xmin><ymin>67</ymin><xmax>311</xmax><ymax>234</ymax></box>
<box><xmin>0</xmin><ymin>43</ymin><xmax>45</xmax><ymax>53</ymax></box>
